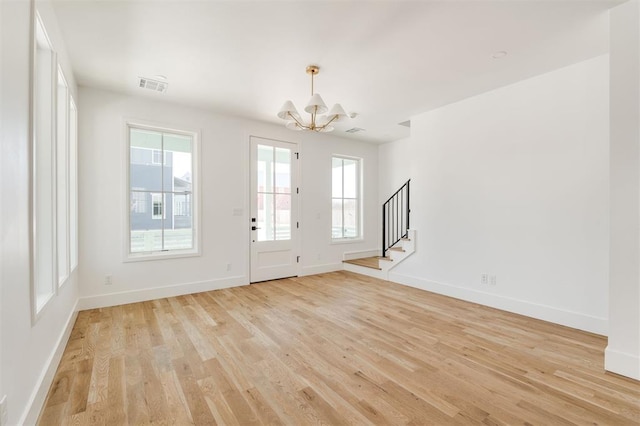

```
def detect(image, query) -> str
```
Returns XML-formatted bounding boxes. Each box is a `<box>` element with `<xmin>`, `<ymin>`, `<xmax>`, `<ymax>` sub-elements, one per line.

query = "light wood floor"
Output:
<box><xmin>39</xmin><ymin>271</ymin><xmax>640</xmax><ymax>425</ymax></box>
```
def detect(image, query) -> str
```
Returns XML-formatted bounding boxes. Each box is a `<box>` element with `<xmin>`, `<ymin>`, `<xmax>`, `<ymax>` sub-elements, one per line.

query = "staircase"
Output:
<box><xmin>343</xmin><ymin>229</ymin><xmax>416</xmax><ymax>280</ymax></box>
<box><xmin>343</xmin><ymin>180</ymin><xmax>415</xmax><ymax>280</ymax></box>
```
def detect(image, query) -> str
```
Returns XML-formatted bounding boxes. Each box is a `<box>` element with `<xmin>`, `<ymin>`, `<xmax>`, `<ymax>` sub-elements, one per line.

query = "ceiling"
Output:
<box><xmin>51</xmin><ymin>0</ymin><xmax>619</xmax><ymax>144</ymax></box>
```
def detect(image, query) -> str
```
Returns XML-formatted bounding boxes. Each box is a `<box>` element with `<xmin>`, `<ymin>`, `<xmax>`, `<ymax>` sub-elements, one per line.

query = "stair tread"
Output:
<box><xmin>376</xmin><ymin>256</ymin><xmax>393</xmax><ymax>262</ymax></box>
<box><xmin>343</xmin><ymin>257</ymin><xmax>381</xmax><ymax>270</ymax></box>
<box><xmin>388</xmin><ymin>247</ymin><xmax>406</xmax><ymax>252</ymax></box>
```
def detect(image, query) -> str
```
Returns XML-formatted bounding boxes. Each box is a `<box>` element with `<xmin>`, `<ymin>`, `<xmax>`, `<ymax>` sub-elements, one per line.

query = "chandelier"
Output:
<box><xmin>277</xmin><ymin>65</ymin><xmax>349</xmax><ymax>132</ymax></box>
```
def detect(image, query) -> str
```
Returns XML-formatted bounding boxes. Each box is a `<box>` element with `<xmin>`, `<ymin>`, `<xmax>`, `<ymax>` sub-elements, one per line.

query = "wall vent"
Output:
<box><xmin>398</xmin><ymin>120</ymin><xmax>411</xmax><ymax>128</ymax></box>
<box><xmin>138</xmin><ymin>77</ymin><xmax>168</xmax><ymax>93</ymax></box>
<box><xmin>345</xmin><ymin>127</ymin><xmax>365</xmax><ymax>133</ymax></box>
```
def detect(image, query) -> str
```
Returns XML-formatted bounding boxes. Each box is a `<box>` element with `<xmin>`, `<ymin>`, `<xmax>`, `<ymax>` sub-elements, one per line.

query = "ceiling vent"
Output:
<box><xmin>138</xmin><ymin>77</ymin><xmax>168</xmax><ymax>94</ymax></box>
<box><xmin>398</xmin><ymin>120</ymin><xmax>411</xmax><ymax>128</ymax></box>
<box><xmin>345</xmin><ymin>127</ymin><xmax>365</xmax><ymax>133</ymax></box>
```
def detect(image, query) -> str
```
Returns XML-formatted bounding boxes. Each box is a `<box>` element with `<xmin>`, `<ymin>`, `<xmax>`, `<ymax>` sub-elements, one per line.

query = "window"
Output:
<box><xmin>69</xmin><ymin>98</ymin><xmax>78</xmax><ymax>272</ymax></box>
<box><xmin>31</xmin><ymin>11</ymin><xmax>79</xmax><ymax>319</ymax></box>
<box><xmin>57</xmin><ymin>67</ymin><xmax>69</xmax><ymax>286</ymax></box>
<box><xmin>32</xmin><ymin>13</ymin><xmax>56</xmax><ymax>313</ymax></box>
<box><xmin>332</xmin><ymin>156</ymin><xmax>361</xmax><ymax>240</ymax></box>
<box><xmin>127</xmin><ymin>124</ymin><xmax>198</xmax><ymax>259</ymax></box>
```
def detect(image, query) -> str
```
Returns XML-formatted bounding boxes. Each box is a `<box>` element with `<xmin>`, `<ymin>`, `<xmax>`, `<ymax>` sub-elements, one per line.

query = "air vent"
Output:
<box><xmin>398</xmin><ymin>120</ymin><xmax>411</xmax><ymax>128</ymax></box>
<box><xmin>138</xmin><ymin>77</ymin><xmax>168</xmax><ymax>93</ymax></box>
<box><xmin>345</xmin><ymin>127</ymin><xmax>365</xmax><ymax>133</ymax></box>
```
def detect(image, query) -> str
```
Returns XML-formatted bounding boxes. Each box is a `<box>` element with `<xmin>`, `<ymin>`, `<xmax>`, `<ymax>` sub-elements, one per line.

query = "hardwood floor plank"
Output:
<box><xmin>39</xmin><ymin>271</ymin><xmax>640</xmax><ymax>425</ymax></box>
<box><xmin>173</xmin><ymin>356</ymin><xmax>218</xmax><ymax>425</ymax></box>
<box><xmin>106</xmin><ymin>356</ymin><xmax>127</xmax><ymax>425</ymax></box>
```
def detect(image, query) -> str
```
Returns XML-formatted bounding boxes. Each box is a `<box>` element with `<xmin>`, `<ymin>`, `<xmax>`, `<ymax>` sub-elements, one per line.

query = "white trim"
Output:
<box><xmin>299</xmin><ymin>263</ymin><xmax>343</xmax><ymax>276</ymax></box>
<box><xmin>21</xmin><ymin>300</ymin><xmax>79</xmax><ymax>425</ymax></box>
<box><xmin>124</xmin><ymin>248</ymin><xmax>200</xmax><ymax>263</ymax></box>
<box><xmin>388</xmin><ymin>272</ymin><xmax>608</xmax><ymax>336</ymax></box>
<box><xmin>78</xmin><ymin>276</ymin><xmax>248</xmax><ymax>310</ymax></box>
<box><xmin>605</xmin><ymin>346</ymin><xmax>640</xmax><ymax>380</ymax></box>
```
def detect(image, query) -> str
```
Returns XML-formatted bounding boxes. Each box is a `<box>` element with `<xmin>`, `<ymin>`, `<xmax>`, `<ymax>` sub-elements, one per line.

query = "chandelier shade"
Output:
<box><xmin>277</xmin><ymin>100</ymin><xmax>300</xmax><ymax>120</ymax></box>
<box><xmin>326</xmin><ymin>103</ymin><xmax>349</xmax><ymax>122</ymax></box>
<box><xmin>277</xmin><ymin>65</ymin><xmax>349</xmax><ymax>133</ymax></box>
<box><xmin>304</xmin><ymin>93</ymin><xmax>328</xmax><ymax>114</ymax></box>
<box><xmin>285</xmin><ymin>121</ymin><xmax>303</xmax><ymax>131</ymax></box>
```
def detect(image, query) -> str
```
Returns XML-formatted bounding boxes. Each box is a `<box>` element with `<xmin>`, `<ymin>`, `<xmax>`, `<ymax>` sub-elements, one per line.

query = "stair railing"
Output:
<box><xmin>382</xmin><ymin>179</ymin><xmax>410</xmax><ymax>258</ymax></box>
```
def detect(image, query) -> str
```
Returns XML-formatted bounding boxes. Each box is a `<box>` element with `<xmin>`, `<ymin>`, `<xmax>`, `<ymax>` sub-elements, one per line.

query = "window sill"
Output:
<box><xmin>124</xmin><ymin>249</ymin><xmax>201</xmax><ymax>263</ymax></box>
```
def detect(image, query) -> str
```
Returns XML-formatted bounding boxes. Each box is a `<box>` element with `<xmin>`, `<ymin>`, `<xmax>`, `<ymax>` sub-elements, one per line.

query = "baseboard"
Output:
<box><xmin>343</xmin><ymin>249</ymin><xmax>380</xmax><ymax>261</ymax></box>
<box><xmin>21</xmin><ymin>300</ymin><xmax>79</xmax><ymax>425</ymax></box>
<box><xmin>299</xmin><ymin>263</ymin><xmax>343</xmax><ymax>276</ymax></box>
<box><xmin>389</xmin><ymin>272</ymin><xmax>608</xmax><ymax>336</ymax></box>
<box><xmin>78</xmin><ymin>276</ymin><xmax>248</xmax><ymax>310</ymax></box>
<box><xmin>605</xmin><ymin>346</ymin><xmax>640</xmax><ymax>380</ymax></box>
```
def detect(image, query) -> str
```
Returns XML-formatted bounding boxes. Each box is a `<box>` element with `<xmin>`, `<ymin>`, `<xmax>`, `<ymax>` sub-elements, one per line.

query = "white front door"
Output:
<box><xmin>250</xmin><ymin>137</ymin><xmax>299</xmax><ymax>283</ymax></box>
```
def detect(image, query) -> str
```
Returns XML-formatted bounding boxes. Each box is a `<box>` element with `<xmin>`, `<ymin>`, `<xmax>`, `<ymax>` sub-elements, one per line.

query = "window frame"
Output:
<box><xmin>331</xmin><ymin>155</ymin><xmax>363</xmax><ymax>242</ymax></box>
<box><xmin>56</xmin><ymin>65</ymin><xmax>70</xmax><ymax>288</ymax></box>
<box><xmin>124</xmin><ymin>121</ymin><xmax>201</xmax><ymax>262</ymax></box>
<box><xmin>30</xmin><ymin>10</ymin><xmax>58</xmax><ymax>320</ymax></box>
<box><xmin>69</xmin><ymin>97</ymin><xmax>78</xmax><ymax>273</ymax></box>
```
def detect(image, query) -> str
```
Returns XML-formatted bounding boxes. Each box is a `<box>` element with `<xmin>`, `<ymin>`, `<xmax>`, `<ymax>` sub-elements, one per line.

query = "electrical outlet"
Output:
<box><xmin>0</xmin><ymin>395</ymin><xmax>8</xmax><ymax>426</ymax></box>
<box><xmin>480</xmin><ymin>273</ymin><xmax>489</xmax><ymax>285</ymax></box>
<box><xmin>104</xmin><ymin>275</ymin><xmax>112</xmax><ymax>285</ymax></box>
<box><xmin>490</xmin><ymin>275</ymin><xmax>497</xmax><ymax>286</ymax></box>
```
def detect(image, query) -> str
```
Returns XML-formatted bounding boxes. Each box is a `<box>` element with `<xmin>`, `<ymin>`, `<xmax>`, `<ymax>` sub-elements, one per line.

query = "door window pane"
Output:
<box><xmin>257</xmin><ymin>144</ymin><xmax>274</xmax><ymax>193</ymax></box>
<box><xmin>275</xmin><ymin>148</ymin><xmax>291</xmax><ymax>194</ymax></box>
<box><xmin>275</xmin><ymin>194</ymin><xmax>291</xmax><ymax>240</ymax></box>
<box><xmin>256</xmin><ymin>144</ymin><xmax>292</xmax><ymax>241</ymax></box>
<box><xmin>257</xmin><ymin>193</ymin><xmax>274</xmax><ymax>241</ymax></box>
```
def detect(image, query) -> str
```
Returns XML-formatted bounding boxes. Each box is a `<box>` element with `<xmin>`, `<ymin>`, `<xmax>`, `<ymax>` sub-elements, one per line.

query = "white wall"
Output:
<box><xmin>1</xmin><ymin>0</ymin><xmax>80</xmax><ymax>424</ymax></box>
<box><xmin>378</xmin><ymin>137</ymin><xmax>411</xmax><ymax>251</ymax></box>
<box><xmin>607</xmin><ymin>0</ymin><xmax>640</xmax><ymax>380</ymax></box>
<box><xmin>385</xmin><ymin>55</ymin><xmax>610</xmax><ymax>335</ymax></box>
<box><xmin>378</xmin><ymin>137</ymin><xmax>411</xmax><ymax>204</ymax></box>
<box><xmin>78</xmin><ymin>87</ymin><xmax>379</xmax><ymax>308</ymax></box>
